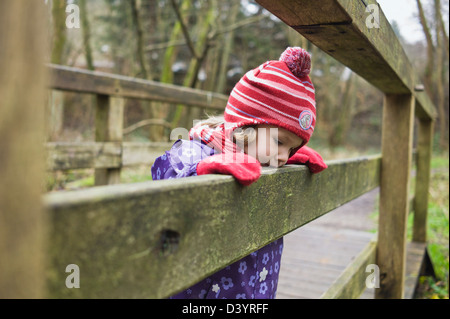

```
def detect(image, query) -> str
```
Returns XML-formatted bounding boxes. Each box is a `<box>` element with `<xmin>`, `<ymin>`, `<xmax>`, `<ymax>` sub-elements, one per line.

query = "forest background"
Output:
<box><xmin>46</xmin><ymin>0</ymin><xmax>448</xmax><ymax>298</ymax></box>
<box><xmin>48</xmin><ymin>0</ymin><xmax>449</xmax><ymax>155</ymax></box>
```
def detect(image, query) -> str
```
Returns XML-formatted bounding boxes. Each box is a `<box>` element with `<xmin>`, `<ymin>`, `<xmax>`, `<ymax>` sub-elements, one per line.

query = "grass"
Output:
<box><xmin>414</xmin><ymin>153</ymin><xmax>449</xmax><ymax>299</ymax></box>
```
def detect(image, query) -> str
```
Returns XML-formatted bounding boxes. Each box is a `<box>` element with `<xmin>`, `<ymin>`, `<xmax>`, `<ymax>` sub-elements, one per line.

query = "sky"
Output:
<box><xmin>377</xmin><ymin>0</ymin><xmax>450</xmax><ymax>44</ymax></box>
<box><xmin>377</xmin><ymin>0</ymin><xmax>426</xmax><ymax>43</ymax></box>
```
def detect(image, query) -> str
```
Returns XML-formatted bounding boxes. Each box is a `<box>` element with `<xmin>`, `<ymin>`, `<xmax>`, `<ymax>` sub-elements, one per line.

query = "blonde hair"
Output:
<box><xmin>198</xmin><ymin>114</ymin><xmax>257</xmax><ymax>146</ymax></box>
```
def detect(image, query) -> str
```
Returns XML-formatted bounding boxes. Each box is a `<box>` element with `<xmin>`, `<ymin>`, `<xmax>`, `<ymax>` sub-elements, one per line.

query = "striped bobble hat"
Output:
<box><xmin>224</xmin><ymin>47</ymin><xmax>316</xmax><ymax>147</ymax></box>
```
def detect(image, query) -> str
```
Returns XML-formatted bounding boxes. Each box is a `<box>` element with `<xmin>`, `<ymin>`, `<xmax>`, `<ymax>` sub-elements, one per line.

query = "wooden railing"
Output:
<box><xmin>2</xmin><ymin>0</ymin><xmax>436</xmax><ymax>299</ymax></box>
<box><xmin>44</xmin><ymin>156</ymin><xmax>381</xmax><ymax>298</ymax></box>
<box><xmin>47</xmin><ymin>64</ymin><xmax>229</xmax><ymax>185</ymax></box>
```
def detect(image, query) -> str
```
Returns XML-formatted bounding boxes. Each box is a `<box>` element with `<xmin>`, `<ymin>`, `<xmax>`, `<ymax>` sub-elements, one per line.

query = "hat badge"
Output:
<box><xmin>299</xmin><ymin>110</ymin><xmax>313</xmax><ymax>131</ymax></box>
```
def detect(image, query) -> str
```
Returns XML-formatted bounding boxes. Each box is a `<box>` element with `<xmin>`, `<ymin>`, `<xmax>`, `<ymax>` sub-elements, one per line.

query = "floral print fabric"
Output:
<box><xmin>170</xmin><ymin>239</ymin><xmax>283</xmax><ymax>299</ymax></box>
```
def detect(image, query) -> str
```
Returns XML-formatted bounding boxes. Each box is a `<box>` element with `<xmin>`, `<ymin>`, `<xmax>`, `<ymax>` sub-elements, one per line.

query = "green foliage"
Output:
<box><xmin>417</xmin><ymin>276</ymin><xmax>448</xmax><ymax>299</ymax></box>
<box><xmin>415</xmin><ymin>154</ymin><xmax>449</xmax><ymax>299</ymax></box>
<box><xmin>430</xmin><ymin>153</ymin><xmax>449</xmax><ymax>170</ymax></box>
<box><xmin>120</xmin><ymin>166</ymin><xmax>153</xmax><ymax>183</ymax></box>
<box><xmin>46</xmin><ymin>169</ymin><xmax>95</xmax><ymax>192</ymax></box>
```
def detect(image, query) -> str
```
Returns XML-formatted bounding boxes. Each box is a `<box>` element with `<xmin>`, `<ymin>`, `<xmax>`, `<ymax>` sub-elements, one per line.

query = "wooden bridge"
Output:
<box><xmin>1</xmin><ymin>0</ymin><xmax>437</xmax><ymax>299</ymax></box>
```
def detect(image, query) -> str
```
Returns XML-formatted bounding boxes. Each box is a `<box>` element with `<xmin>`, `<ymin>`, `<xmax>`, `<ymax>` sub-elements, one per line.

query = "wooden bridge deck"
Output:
<box><xmin>277</xmin><ymin>188</ymin><xmax>379</xmax><ymax>299</ymax></box>
<box><xmin>277</xmin><ymin>187</ymin><xmax>428</xmax><ymax>299</ymax></box>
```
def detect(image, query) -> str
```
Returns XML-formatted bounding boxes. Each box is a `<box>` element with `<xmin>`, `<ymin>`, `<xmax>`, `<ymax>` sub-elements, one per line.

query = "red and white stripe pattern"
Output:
<box><xmin>224</xmin><ymin>47</ymin><xmax>316</xmax><ymax>146</ymax></box>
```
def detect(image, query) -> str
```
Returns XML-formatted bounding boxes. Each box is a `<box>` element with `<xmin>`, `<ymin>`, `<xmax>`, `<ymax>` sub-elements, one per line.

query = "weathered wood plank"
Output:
<box><xmin>48</xmin><ymin>64</ymin><xmax>228</xmax><ymax>110</ymax></box>
<box><xmin>45</xmin><ymin>142</ymin><xmax>173</xmax><ymax>170</ymax></box>
<box><xmin>376</xmin><ymin>94</ymin><xmax>415</xmax><ymax>299</ymax></box>
<box><xmin>404</xmin><ymin>242</ymin><xmax>428</xmax><ymax>299</ymax></box>
<box><xmin>43</xmin><ymin>155</ymin><xmax>380</xmax><ymax>298</ymax></box>
<box><xmin>254</xmin><ymin>0</ymin><xmax>352</xmax><ymax>26</ymax></box>
<box><xmin>359</xmin><ymin>242</ymin><xmax>428</xmax><ymax>299</ymax></box>
<box><xmin>255</xmin><ymin>0</ymin><xmax>437</xmax><ymax>120</ymax></box>
<box><xmin>320</xmin><ymin>239</ymin><xmax>377</xmax><ymax>299</ymax></box>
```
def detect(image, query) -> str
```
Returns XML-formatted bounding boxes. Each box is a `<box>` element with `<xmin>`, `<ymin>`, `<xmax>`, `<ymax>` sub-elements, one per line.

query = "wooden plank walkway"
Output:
<box><xmin>277</xmin><ymin>189</ymin><xmax>379</xmax><ymax>299</ymax></box>
<box><xmin>277</xmin><ymin>187</ymin><xmax>428</xmax><ymax>299</ymax></box>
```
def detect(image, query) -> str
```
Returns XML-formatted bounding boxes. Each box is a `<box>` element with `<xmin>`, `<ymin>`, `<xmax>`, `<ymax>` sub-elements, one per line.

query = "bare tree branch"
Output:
<box><xmin>212</xmin><ymin>14</ymin><xmax>267</xmax><ymax>38</ymax></box>
<box><xmin>416</xmin><ymin>0</ymin><xmax>435</xmax><ymax>96</ymax></box>
<box><xmin>170</xmin><ymin>0</ymin><xmax>199</xmax><ymax>59</ymax></box>
<box><xmin>123</xmin><ymin>119</ymin><xmax>172</xmax><ymax>135</ymax></box>
<box><xmin>145</xmin><ymin>14</ymin><xmax>267</xmax><ymax>52</ymax></box>
<box><xmin>435</xmin><ymin>0</ymin><xmax>449</xmax><ymax>59</ymax></box>
<box><xmin>130</xmin><ymin>0</ymin><xmax>149</xmax><ymax>79</ymax></box>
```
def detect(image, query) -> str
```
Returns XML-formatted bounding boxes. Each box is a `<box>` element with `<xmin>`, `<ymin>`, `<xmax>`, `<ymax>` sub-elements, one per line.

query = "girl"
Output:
<box><xmin>151</xmin><ymin>47</ymin><xmax>327</xmax><ymax>299</ymax></box>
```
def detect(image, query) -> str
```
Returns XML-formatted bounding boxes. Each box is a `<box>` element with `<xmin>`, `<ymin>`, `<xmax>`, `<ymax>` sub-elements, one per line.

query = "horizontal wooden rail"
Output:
<box><xmin>44</xmin><ymin>144</ymin><xmax>418</xmax><ymax>172</ymax></box>
<box><xmin>43</xmin><ymin>155</ymin><xmax>381</xmax><ymax>298</ymax></box>
<box><xmin>255</xmin><ymin>0</ymin><xmax>437</xmax><ymax>120</ymax></box>
<box><xmin>46</xmin><ymin>142</ymin><xmax>172</xmax><ymax>170</ymax></box>
<box><xmin>47</xmin><ymin>64</ymin><xmax>228</xmax><ymax>110</ymax></box>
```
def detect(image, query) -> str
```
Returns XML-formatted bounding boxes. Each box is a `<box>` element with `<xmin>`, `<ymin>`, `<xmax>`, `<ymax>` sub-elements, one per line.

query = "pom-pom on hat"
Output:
<box><xmin>224</xmin><ymin>47</ymin><xmax>316</xmax><ymax>147</ymax></box>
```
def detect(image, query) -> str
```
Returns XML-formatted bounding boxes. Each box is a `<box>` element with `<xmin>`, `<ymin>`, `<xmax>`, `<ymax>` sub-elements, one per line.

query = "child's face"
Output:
<box><xmin>244</xmin><ymin>124</ymin><xmax>304</xmax><ymax>168</ymax></box>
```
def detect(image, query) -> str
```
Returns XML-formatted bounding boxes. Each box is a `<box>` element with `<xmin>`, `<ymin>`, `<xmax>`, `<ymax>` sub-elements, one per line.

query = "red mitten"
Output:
<box><xmin>286</xmin><ymin>146</ymin><xmax>327</xmax><ymax>173</ymax></box>
<box><xmin>197</xmin><ymin>153</ymin><xmax>261</xmax><ymax>186</ymax></box>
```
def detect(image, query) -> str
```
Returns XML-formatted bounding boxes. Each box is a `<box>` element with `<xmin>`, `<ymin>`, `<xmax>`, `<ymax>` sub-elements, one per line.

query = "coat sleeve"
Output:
<box><xmin>151</xmin><ymin>139</ymin><xmax>216</xmax><ymax>180</ymax></box>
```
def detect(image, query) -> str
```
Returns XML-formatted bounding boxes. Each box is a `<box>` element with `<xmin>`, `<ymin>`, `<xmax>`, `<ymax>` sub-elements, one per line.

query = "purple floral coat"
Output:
<box><xmin>151</xmin><ymin>139</ymin><xmax>283</xmax><ymax>299</ymax></box>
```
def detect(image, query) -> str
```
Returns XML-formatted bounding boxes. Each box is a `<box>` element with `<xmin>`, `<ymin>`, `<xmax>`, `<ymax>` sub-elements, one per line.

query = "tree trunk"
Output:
<box><xmin>149</xmin><ymin>0</ymin><xmax>191</xmax><ymax>141</ymax></box>
<box><xmin>51</xmin><ymin>0</ymin><xmax>67</xmax><ymax>64</ymax></box>
<box><xmin>130</xmin><ymin>0</ymin><xmax>149</xmax><ymax>79</ymax></box>
<box><xmin>171</xmin><ymin>0</ymin><xmax>216</xmax><ymax>129</ymax></box>
<box><xmin>329</xmin><ymin>73</ymin><xmax>357</xmax><ymax>147</ymax></box>
<box><xmin>49</xmin><ymin>0</ymin><xmax>67</xmax><ymax>141</ymax></box>
<box><xmin>434</xmin><ymin>0</ymin><xmax>448</xmax><ymax>150</ymax></box>
<box><xmin>216</xmin><ymin>1</ymin><xmax>240</xmax><ymax>94</ymax></box>
<box><xmin>129</xmin><ymin>0</ymin><xmax>158</xmax><ymax>141</ymax></box>
<box><xmin>416</xmin><ymin>0</ymin><xmax>435</xmax><ymax>97</ymax></box>
<box><xmin>79</xmin><ymin>0</ymin><xmax>95</xmax><ymax>71</ymax></box>
<box><xmin>417</xmin><ymin>0</ymin><xmax>448</xmax><ymax>151</ymax></box>
<box><xmin>435</xmin><ymin>0</ymin><xmax>449</xmax><ymax>60</ymax></box>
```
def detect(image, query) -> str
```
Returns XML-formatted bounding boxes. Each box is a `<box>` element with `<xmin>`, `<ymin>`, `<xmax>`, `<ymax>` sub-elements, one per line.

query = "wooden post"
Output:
<box><xmin>95</xmin><ymin>95</ymin><xmax>124</xmax><ymax>185</ymax></box>
<box><xmin>0</xmin><ymin>1</ymin><xmax>47</xmax><ymax>298</ymax></box>
<box><xmin>413</xmin><ymin>119</ymin><xmax>434</xmax><ymax>242</ymax></box>
<box><xmin>376</xmin><ymin>94</ymin><xmax>415</xmax><ymax>299</ymax></box>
